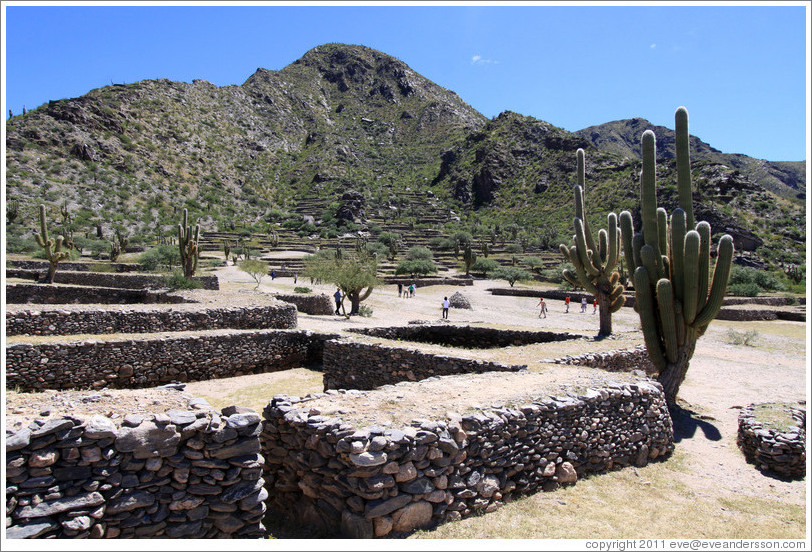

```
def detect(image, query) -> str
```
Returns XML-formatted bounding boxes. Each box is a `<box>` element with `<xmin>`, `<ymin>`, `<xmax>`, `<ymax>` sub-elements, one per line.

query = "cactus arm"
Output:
<box><xmin>633</xmin><ymin>267</ymin><xmax>667</xmax><ymax>372</ymax></box>
<box><xmin>597</xmin><ymin>229</ymin><xmax>608</xmax><ymax>271</ymax></box>
<box><xmin>606</xmin><ymin>212</ymin><xmax>620</xmax><ymax>271</ymax></box>
<box><xmin>574</xmin><ymin>218</ymin><xmax>600</xmax><ymax>277</ymax></box>
<box><xmin>693</xmin><ymin>234</ymin><xmax>734</xmax><ymax>328</ymax></box>
<box><xmin>682</xmin><ymin>230</ymin><xmax>701</xmax><ymax>324</ymax></box>
<box><xmin>640</xmin><ymin>244</ymin><xmax>659</xmax><ymax>284</ymax></box>
<box><xmin>559</xmin><ymin>243</ymin><xmax>573</xmax><ymax>263</ymax></box>
<box><xmin>38</xmin><ymin>204</ymin><xmax>49</xmax><ymax>244</ymax></box>
<box><xmin>675</xmin><ymin>106</ymin><xmax>695</xmax><ymax>229</ymax></box>
<box><xmin>657</xmin><ymin>208</ymin><xmax>668</xmax><ymax>259</ymax></box>
<box><xmin>656</xmin><ymin>278</ymin><xmax>679</xmax><ymax>364</ymax></box>
<box><xmin>632</xmin><ymin>233</ymin><xmax>645</xmax><ymax>272</ymax></box>
<box><xmin>619</xmin><ymin>211</ymin><xmax>637</xmax><ymax>274</ymax></box>
<box><xmin>640</xmin><ymin>130</ymin><xmax>660</xmax><ymax>257</ymax></box>
<box><xmin>670</xmin><ymin>208</ymin><xmax>687</xmax><ymax>303</ymax></box>
<box><xmin>610</xmin><ymin>294</ymin><xmax>626</xmax><ymax>313</ymax></box>
<box><xmin>695</xmin><ymin>221</ymin><xmax>711</xmax><ymax>314</ymax></box>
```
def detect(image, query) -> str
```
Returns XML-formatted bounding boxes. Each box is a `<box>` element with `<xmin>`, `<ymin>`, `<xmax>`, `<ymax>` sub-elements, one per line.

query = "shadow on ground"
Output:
<box><xmin>670</xmin><ymin>404</ymin><xmax>722</xmax><ymax>443</ymax></box>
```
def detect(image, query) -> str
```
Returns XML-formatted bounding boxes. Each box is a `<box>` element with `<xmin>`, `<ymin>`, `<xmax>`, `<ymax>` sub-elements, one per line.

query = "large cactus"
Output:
<box><xmin>34</xmin><ymin>204</ymin><xmax>71</xmax><ymax>284</ymax></box>
<box><xmin>178</xmin><ymin>208</ymin><xmax>200</xmax><ymax>278</ymax></box>
<box><xmin>619</xmin><ymin>107</ymin><xmax>734</xmax><ymax>405</ymax></box>
<box><xmin>559</xmin><ymin>148</ymin><xmax>626</xmax><ymax>336</ymax></box>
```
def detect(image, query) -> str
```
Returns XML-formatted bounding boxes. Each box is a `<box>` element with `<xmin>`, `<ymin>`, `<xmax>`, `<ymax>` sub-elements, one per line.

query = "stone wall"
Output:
<box><xmin>273</xmin><ymin>293</ymin><xmax>334</xmax><ymax>316</ymax></box>
<box><xmin>382</xmin><ymin>276</ymin><xmax>474</xmax><ymax>287</ymax></box>
<box><xmin>261</xmin><ymin>379</ymin><xmax>674</xmax><ymax>537</ymax></box>
<box><xmin>322</xmin><ymin>340</ymin><xmax>527</xmax><ymax>391</ymax></box>
<box><xmin>737</xmin><ymin>403</ymin><xmax>806</xmax><ymax>479</ymax></box>
<box><xmin>6</xmin><ymin>283</ymin><xmax>187</xmax><ymax>305</ymax></box>
<box><xmin>6</xmin><ymin>330</ymin><xmax>338</xmax><ymax>392</ymax></box>
<box><xmin>6</xmin><ymin>303</ymin><xmax>298</xmax><ymax>337</ymax></box>
<box><xmin>5</xmin><ymin>405</ymin><xmax>266</xmax><ymax>539</ymax></box>
<box><xmin>548</xmin><ymin>345</ymin><xmax>658</xmax><ymax>375</ymax></box>
<box><xmin>347</xmin><ymin>324</ymin><xmax>581</xmax><ymax>348</ymax></box>
<box><xmin>8</xmin><ymin>259</ymin><xmax>141</xmax><ymax>273</ymax></box>
<box><xmin>6</xmin><ymin>269</ymin><xmax>219</xmax><ymax>290</ymax></box>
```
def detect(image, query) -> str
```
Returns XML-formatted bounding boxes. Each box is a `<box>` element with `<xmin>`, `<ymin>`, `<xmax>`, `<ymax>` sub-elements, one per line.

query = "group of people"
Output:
<box><xmin>397</xmin><ymin>283</ymin><xmax>416</xmax><ymax>298</ymax></box>
<box><xmin>538</xmin><ymin>295</ymin><xmax>597</xmax><ymax>318</ymax></box>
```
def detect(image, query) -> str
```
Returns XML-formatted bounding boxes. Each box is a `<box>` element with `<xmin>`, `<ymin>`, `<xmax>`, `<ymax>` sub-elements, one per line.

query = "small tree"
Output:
<box><xmin>395</xmin><ymin>246</ymin><xmax>437</xmax><ymax>277</ymax></box>
<box><xmin>377</xmin><ymin>231</ymin><xmax>401</xmax><ymax>261</ymax></box>
<box><xmin>462</xmin><ymin>244</ymin><xmax>477</xmax><ymax>276</ymax></box>
<box><xmin>470</xmin><ymin>258</ymin><xmax>501</xmax><ymax>278</ymax></box>
<box><xmin>492</xmin><ymin>266</ymin><xmax>532</xmax><ymax>287</ymax></box>
<box><xmin>305</xmin><ymin>249</ymin><xmax>378</xmax><ymax>316</ymax></box>
<box><xmin>239</xmin><ymin>259</ymin><xmax>269</xmax><ymax>289</ymax></box>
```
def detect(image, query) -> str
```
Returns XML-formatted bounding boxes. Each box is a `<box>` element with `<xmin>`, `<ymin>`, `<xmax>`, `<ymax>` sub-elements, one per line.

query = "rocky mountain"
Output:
<box><xmin>5</xmin><ymin>43</ymin><xmax>806</xmax><ymax>271</ymax></box>
<box><xmin>575</xmin><ymin>118</ymin><xmax>806</xmax><ymax>201</ymax></box>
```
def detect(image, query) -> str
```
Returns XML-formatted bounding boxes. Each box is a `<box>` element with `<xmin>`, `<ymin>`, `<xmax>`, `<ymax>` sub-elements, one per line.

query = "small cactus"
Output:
<box><xmin>619</xmin><ymin>107</ymin><xmax>734</xmax><ymax>405</ymax></box>
<box><xmin>34</xmin><ymin>204</ymin><xmax>71</xmax><ymax>284</ymax></box>
<box><xmin>178</xmin><ymin>208</ymin><xmax>200</xmax><ymax>278</ymax></box>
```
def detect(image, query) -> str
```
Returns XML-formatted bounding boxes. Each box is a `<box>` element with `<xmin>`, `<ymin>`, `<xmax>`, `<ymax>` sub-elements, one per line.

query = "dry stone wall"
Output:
<box><xmin>548</xmin><ymin>345</ymin><xmax>658</xmax><ymax>375</ymax></box>
<box><xmin>6</xmin><ymin>269</ymin><xmax>219</xmax><ymax>290</ymax></box>
<box><xmin>273</xmin><ymin>293</ymin><xmax>334</xmax><ymax>315</ymax></box>
<box><xmin>6</xmin><ymin>283</ymin><xmax>186</xmax><ymax>305</ymax></box>
<box><xmin>347</xmin><ymin>324</ymin><xmax>582</xmax><ymax>348</ymax></box>
<box><xmin>8</xmin><ymin>259</ymin><xmax>141</xmax><ymax>273</ymax></box>
<box><xmin>737</xmin><ymin>403</ymin><xmax>806</xmax><ymax>479</ymax></box>
<box><xmin>321</xmin><ymin>340</ymin><xmax>527</xmax><ymax>391</ymax></box>
<box><xmin>261</xmin><ymin>379</ymin><xmax>674</xmax><ymax>537</ymax></box>
<box><xmin>5</xmin><ymin>405</ymin><xmax>266</xmax><ymax>539</ymax></box>
<box><xmin>6</xmin><ymin>330</ymin><xmax>338</xmax><ymax>392</ymax></box>
<box><xmin>6</xmin><ymin>303</ymin><xmax>297</xmax><ymax>337</ymax></box>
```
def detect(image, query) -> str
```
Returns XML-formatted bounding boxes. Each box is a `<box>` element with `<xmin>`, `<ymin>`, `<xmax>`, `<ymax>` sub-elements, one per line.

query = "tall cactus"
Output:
<box><xmin>559</xmin><ymin>148</ymin><xmax>626</xmax><ymax>336</ymax></box>
<box><xmin>619</xmin><ymin>107</ymin><xmax>734</xmax><ymax>405</ymax></box>
<box><xmin>34</xmin><ymin>204</ymin><xmax>71</xmax><ymax>284</ymax></box>
<box><xmin>178</xmin><ymin>208</ymin><xmax>200</xmax><ymax>278</ymax></box>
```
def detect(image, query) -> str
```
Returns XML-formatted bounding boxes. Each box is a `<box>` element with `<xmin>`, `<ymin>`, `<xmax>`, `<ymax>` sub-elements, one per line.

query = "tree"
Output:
<box><xmin>395</xmin><ymin>246</ymin><xmax>437</xmax><ymax>277</ymax></box>
<box><xmin>470</xmin><ymin>258</ymin><xmax>501</xmax><ymax>278</ymax></box>
<box><xmin>305</xmin><ymin>249</ymin><xmax>378</xmax><ymax>316</ymax></box>
<box><xmin>377</xmin><ymin>231</ymin><xmax>401</xmax><ymax>261</ymax></box>
<box><xmin>239</xmin><ymin>259</ymin><xmax>269</xmax><ymax>289</ymax></box>
<box><xmin>492</xmin><ymin>266</ymin><xmax>532</xmax><ymax>287</ymax></box>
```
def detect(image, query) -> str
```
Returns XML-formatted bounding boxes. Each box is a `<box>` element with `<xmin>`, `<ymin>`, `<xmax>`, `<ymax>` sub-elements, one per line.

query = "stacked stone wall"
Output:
<box><xmin>549</xmin><ymin>345</ymin><xmax>658</xmax><ymax>375</ymax></box>
<box><xmin>6</xmin><ymin>283</ymin><xmax>187</xmax><ymax>305</ymax></box>
<box><xmin>274</xmin><ymin>293</ymin><xmax>334</xmax><ymax>316</ymax></box>
<box><xmin>322</xmin><ymin>340</ymin><xmax>526</xmax><ymax>391</ymax></box>
<box><xmin>6</xmin><ymin>304</ymin><xmax>297</xmax><ymax>337</ymax></box>
<box><xmin>6</xmin><ymin>269</ymin><xmax>219</xmax><ymax>290</ymax></box>
<box><xmin>5</xmin><ymin>406</ymin><xmax>266</xmax><ymax>539</ymax></box>
<box><xmin>261</xmin><ymin>379</ymin><xmax>674</xmax><ymax>537</ymax></box>
<box><xmin>737</xmin><ymin>403</ymin><xmax>806</xmax><ymax>479</ymax></box>
<box><xmin>8</xmin><ymin>259</ymin><xmax>141</xmax><ymax>273</ymax></box>
<box><xmin>6</xmin><ymin>330</ymin><xmax>338</xmax><ymax>392</ymax></box>
<box><xmin>348</xmin><ymin>324</ymin><xmax>581</xmax><ymax>348</ymax></box>
<box><xmin>382</xmin><ymin>276</ymin><xmax>474</xmax><ymax>287</ymax></box>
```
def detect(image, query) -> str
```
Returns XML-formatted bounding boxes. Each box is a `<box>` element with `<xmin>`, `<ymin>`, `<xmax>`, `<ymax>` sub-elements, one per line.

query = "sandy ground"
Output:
<box><xmin>5</xmin><ymin>263</ymin><xmax>808</xmax><ymax>511</ymax></box>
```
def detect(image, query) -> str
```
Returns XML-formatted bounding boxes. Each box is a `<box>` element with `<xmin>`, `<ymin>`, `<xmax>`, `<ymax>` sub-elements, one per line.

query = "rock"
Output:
<box><xmin>555</xmin><ymin>462</ymin><xmax>578</xmax><ymax>484</ymax></box>
<box><xmin>28</xmin><ymin>449</ymin><xmax>59</xmax><ymax>468</ymax></box>
<box><xmin>400</xmin><ymin>477</ymin><xmax>434</xmax><ymax>495</ymax></box>
<box><xmin>84</xmin><ymin>415</ymin><xmax>117</xmax><ymax>439</ymax></box>
<box><xmin>115</xmin><ymin>421</ymin><xmax>180</xmax><ymax>459</ymax></box>
<box><xmin>350</xmin><ymin>451</ymin><xmax>387</xmax><ymax>467</ymax></box>
<box><xmin>373</xmin><ymin>515</ymin><xmax>394</xmax><ymax>537</ymax></box>
<box><xmin>16</xmin><ymin>491</ymin><xmax>104</xmax><ymax>519</ymax></box>
<box><xmin>221</xmin><ymin>479</ymin><xmax>263</xmax><ymax>504</ymax></box>
<box><xmin>475</xmin><ymin>474</ymin><xmax>501</xmax><ymax>498</ymax></box>
<box><xmin>364</xmin><ymin>494</ymin><xmax>412</xmax><ymax>519</ymax></box>
<box><xmin>391</xmin><ymin>501</ymin><xmax>434</xmax><ymax>533</ymax></box>
<box><xmin>341</xmin><ymin>510</ymin><xmax>373</xmax><ymax>538</ymax></box>
<box><xmin>106</xmin><ymin>491</ymin><xmax>155</xmax><ymax>514</ymax></box>
<box><xmin>448</xmin><ymin>292</ymin><xmax>472</xmax><ymax>310</ymax></box>
<box><xmin>6</xmin><ymin>428</ymin><xmax>31</xmax><ymax>451</ymax></box>
<box><xmin>5</xmin><ymin>521</ymin><xmax>54</xmax><ymax>539</ymax></box>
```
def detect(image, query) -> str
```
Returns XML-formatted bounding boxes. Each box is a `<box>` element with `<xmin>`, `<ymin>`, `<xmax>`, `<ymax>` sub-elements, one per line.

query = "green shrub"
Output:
<box><xmin>358</xmin><ymin>304</ymin><xmax>373</xmax><ymax>317</ymax></box>
<box><xmin>138</xmin><ymin>244</ymin><xmax>181</xmax><ymax>271</ymax></box>
<box><xmin>728</xmin><ymin>266</ymin><xmax>785</xmax><ymax>295</ymax></box>
<box><xmin>726</xmin><ymin>329</ymin><xmax>759</xmax><ymax>346</ymax></box>
<box><xmin>395</xmin><ymin>259</ymin><xmax>437</xmax><ymax>276</ymax></box>
<box><xmin>293</xmin><ymin>286</ymin><xmax>312</xmax><ymax>294</ymax></box>
<box><xmin>728</xmin><ymin>282</ymin><xmax>761</xmax><ymax>297</ymax></box>
<box><xmin>238</xmin><ymin>259</ymin><xmax>269</xmax><ymax>289</ymax></box>
<box><xmin>5</xmin><ymin>234</ymin><xmax>40</xmax><ymax>254</ymax></box>
<box><xmin>492</xmin><ymin>266</ymin><xmax>532</xmax><ymax>287</ymax></box>
<box><xmin>470</xmin><ymin>258</ymin><xmax>501</xmax><ymax>277</ymax></box>
<box><xmin>162</xmin><ymin>270</ymin><xmax>202</xmax><ymax>290</ymax></box>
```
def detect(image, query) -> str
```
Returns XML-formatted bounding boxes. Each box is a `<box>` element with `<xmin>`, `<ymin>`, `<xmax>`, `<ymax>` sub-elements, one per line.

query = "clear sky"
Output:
<box><xmin>2</xmin><ymin>1</ymin><xmax>809</xmax><ymax>161</ymax></box>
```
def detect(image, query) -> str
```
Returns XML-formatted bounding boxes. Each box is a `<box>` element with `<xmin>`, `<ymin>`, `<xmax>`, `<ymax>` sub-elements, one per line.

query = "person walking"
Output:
<box><xmin>592</xmin><ymin>298</ymin><xmax>598</xmax><ymax>314</ymax></box>
<box><xmin>397</xmin><ymin>283</ymin><xmax>403</xmax><ymax>297</ymax></box>
<box><xmin>537</xmin><ymin>297</ymin><xmax>548</xmax><ymax>318</ymax></box>
<box><xmin>565</xmin><ymin>296</ymin><xmax>570</xmax><ymax>313</ymax></box>
<box><xmin>409</xmin><ymin>283</ymin><xmax>415</xmax><ymax>297</ymax></box>
<box><xmin>442</xmin><ymin>296</ymin><xmax>450</xmax><ymax>319</ymax></box>
<box><xmin>333</xmin><ymin>288</ymin><xmax>343</xmax><ymax>315</ymax></box>
<box><xmin>581</xmin><ymin>297</ymin><xmax>587</xmax><ymax>313</ymax></box>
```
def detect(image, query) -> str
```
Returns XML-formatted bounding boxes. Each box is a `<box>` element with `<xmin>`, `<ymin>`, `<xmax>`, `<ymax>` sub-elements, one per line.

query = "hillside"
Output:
<box><xmin>4</xmin><ymin>43</ymin><xmax>806</xmax><ymax>272</ymax></box>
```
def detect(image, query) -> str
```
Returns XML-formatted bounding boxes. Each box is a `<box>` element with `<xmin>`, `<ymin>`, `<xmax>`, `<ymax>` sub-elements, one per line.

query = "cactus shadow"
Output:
<box><xmin>669</xmin><ymin>404</ymin><xmax>722</xmax><ymax>443</ymax></box>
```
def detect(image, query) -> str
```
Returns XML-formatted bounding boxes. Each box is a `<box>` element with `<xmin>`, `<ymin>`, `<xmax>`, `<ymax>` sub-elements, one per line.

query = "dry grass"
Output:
<box><xmin>411</xmin><ymin>449</ymin><xmax>806</xmax><ymax>540</ymax></box>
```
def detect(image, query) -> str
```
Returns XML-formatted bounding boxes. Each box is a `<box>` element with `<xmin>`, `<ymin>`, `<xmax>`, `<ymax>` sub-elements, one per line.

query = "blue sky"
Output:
<box><xmin>2</xmin><ymin>2</ymin><xmax>809</xmax><ymax>161</ymax></box>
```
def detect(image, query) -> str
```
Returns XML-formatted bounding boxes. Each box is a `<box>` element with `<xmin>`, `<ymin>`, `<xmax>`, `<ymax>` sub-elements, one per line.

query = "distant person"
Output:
<box><xmin>537</xmin><ymin>297</ymin><xmax>548</xmax><ymax>318</ymax></box>
<box><xmin>409</xmin><ymin>283</ymin><xmax>415</xmax><ymax>297</ymax></box>
<box><xmin>565</xmin><ymin>296</ymin><xmax>570</xmax><ymax>313</ymax></box>
<box><xmin>581</xmin><ymin>297</ymin><xmax>587</xmax><ymax>313</ymax></box>
<box><xmin>397</xmin><ymin>283</ymin><xmax>403</xmax><ymax>297</ymax></box>
<box><xmin>271</xmin><ymin>270</ymin><xmax>276</xmax><ymax>280</ymax></box>
<box><xmin>593</xmin><ymin>298</ymin><xmax>598</xmax><ymax>314</ymax></box>
<box><xmin>442</xmin><ymin>296</ymin><xmax>450</xmax><ymax>319</ymax></box>
<box><xmin>333</xmin><ymin>288</ymin><xmax>343</xmax><ymax>315</ymax></box>
<box><xmin>293</xmin><ymin>272</ymin><xmax>298</xmax><ymax>284</ymax></box>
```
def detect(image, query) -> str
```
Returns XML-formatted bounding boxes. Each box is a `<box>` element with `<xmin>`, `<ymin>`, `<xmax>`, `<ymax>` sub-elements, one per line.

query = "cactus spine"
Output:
<box><xmin>619</xmin><ymin>107</ymin><xmax>734</xmax><ymax>405</ymax></box>
<box><xmin>34</xmin><ymin>204</ymin><xmax>71</xmax><ymax>284</ymax></box>
<box><xmin>559</xmin><ymin>148</ymin><xmax>625</xmax><ymax>336</ymax></box>
<box><xmin>178</xmin><ymin>208</ymin><xmax>200</xmax><ymax>278</ymax></box>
